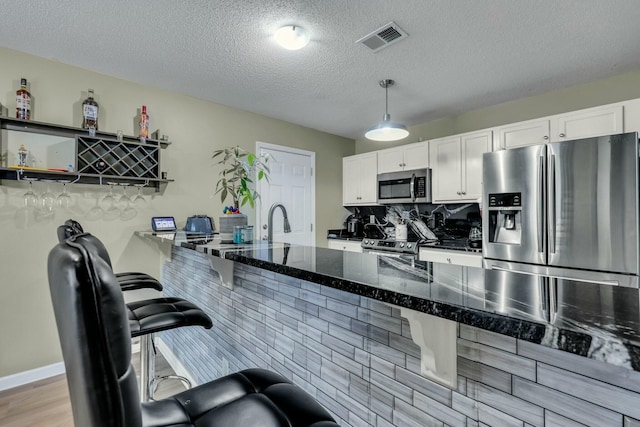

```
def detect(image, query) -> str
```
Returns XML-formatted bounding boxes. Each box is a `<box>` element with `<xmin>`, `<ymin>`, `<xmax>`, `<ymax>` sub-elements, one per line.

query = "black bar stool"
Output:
<box><xmin>58</xmin><ymin>219</ymin><xmax>163</xmax><ymax>292</ymax></box>
<box><xmin>57</xmin><ymin>225</ymin><xmax>212</xmax><ymax>401</ymax></box>
<box><xmin>47</xmin><ymin>234</ymin><xmax>339</xmax><ymax>427</ymax></box>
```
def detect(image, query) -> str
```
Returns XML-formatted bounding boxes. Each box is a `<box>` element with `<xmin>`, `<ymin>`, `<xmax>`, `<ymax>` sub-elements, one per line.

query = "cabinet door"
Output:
<box><xmin>553</xmin><ymin>105</ymin><xmax>623</xmax><ymax>142</ymax></box>
<box><xmin>497</xmin><ymin>119</ymin><xmax>550</xmax><ymax>150</ymax></box>
<box><xmin>403</xmin><ymin>141</ymin><xmax>429</xmax><ymax>170</ymax></box>
<box><xmin>461</xmin><ymin>130</ymin><xmax>492</xmax><ymax>201</ymax></box>
<box><xmin>358</xmin><ymin>151</ymin><xmax>378</xmax><ymax>204</ymax></box>
<box><xmin>377</xmin><ymin>146</ymin><xmax>405</xmax><ymax>174</ymax></box>
<box><xmin>429</xmin><ymin>136</ymin><xmax>462</xmax><ymax>203</ymax></box>
<box><xmin>342</xmin><ymin>155</ymin><xmax>362</xmax><ymax>205</ymax></box>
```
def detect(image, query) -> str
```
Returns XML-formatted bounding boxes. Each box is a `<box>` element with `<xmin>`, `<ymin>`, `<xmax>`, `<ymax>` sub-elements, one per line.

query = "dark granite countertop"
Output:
<box><xmin>137</xmin><ymin>231</ymin><xmax>640</xmax><ymax>371</ymax></box>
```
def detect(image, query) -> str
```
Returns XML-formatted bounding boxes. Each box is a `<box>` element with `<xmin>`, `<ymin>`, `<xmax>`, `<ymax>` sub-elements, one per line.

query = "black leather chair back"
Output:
<box><xmin>48</xmin><ymin>233</ymin><xmax>141</xmax><ymax>427</ymax></box>
<box><xmin>57</xmin><ymin>219</ymin><xmax>85</xmax><ymax>242</ymax></box>
<box><xmin>56</xmin><ymin>224</ymin><xmax>114</xmax><ymax>268</ymax></box>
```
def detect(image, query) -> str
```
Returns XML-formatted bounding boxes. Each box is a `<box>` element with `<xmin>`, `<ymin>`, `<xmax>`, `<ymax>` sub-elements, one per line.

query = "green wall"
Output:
<box><xmin>0</xmin><ymin>46</ymin><xmax>353</xmax><ymax>378</ymax></box>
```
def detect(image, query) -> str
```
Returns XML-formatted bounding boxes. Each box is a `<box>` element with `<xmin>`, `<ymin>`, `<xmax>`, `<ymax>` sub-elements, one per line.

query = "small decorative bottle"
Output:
<box><xmin>138</xmin><ymin>105</ymin><xmax>149</xmax><ymax>140</ymax></box>
<box><xmin>16</xmin><ymin>78</ymin><xmax>31</xmax><ymax>120</ymax></box>
<box><xmin>82</xmin><ymin>89</ymin><xmax>99</xmax><ymax>134</ymax></box>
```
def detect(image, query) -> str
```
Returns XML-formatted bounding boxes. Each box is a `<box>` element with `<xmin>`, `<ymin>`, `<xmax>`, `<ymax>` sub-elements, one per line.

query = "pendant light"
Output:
<box><xmin>365</xmin><ymin>79</ymin><xmax>409</xmax><ymax>142</ymax></box>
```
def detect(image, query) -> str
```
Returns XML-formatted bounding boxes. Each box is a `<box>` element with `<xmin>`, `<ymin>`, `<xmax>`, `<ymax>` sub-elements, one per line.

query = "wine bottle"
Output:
<box><xmin>138</xmin><ymin>105</ymin><xmax>149</xmax><ymax>139</ymax></box>
<box><xmin>16</xmin><ymin>78</ymin><xmax>31</xmax><ymax>120</ymax></box>
<box><xmin>82</xmin><ymin>89</ymin><xmax>99</xmax><ymax>131</ymax></box>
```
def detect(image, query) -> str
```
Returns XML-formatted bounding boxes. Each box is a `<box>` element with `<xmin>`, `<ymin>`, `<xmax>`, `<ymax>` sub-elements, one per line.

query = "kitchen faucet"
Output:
<box><xmin>267</xmin><ymin>203</ymin><xmax>291</xmax><ymax>243</ymax></box>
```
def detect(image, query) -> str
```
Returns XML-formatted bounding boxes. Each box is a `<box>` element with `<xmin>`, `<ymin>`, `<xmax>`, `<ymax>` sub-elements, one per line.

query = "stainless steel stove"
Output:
<box><xmin>361</xmin><ymin>239</ymin><xmax>422</xmax><ymax>258</ymax></box>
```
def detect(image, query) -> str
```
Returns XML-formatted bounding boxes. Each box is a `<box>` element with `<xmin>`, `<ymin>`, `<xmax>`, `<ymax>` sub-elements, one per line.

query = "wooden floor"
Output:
<box><xmin>0</xmin><ymin>351</ymin><xmax>185</xmax><ymax>427</ymax></box>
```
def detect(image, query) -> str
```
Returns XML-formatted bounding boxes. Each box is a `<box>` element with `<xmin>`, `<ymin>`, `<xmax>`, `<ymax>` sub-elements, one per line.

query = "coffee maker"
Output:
<box><xmin>345</xmin><ymin>212</ymin><xmax>364</xmax><ymax>238</ymax></box>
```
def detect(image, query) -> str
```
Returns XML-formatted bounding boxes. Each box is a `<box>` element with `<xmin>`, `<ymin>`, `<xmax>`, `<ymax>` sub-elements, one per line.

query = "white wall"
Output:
<box><xmin>0</xmin><ymin>46</ymin><xmax>353</xmax><ymax>377</ymax></box>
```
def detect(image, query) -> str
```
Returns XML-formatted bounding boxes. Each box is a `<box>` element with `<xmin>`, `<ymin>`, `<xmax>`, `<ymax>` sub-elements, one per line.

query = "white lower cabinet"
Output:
<box><xmin>327</xmin><ymin>240</ymin><xmax>363</xmax><ymax>253</ymax></box>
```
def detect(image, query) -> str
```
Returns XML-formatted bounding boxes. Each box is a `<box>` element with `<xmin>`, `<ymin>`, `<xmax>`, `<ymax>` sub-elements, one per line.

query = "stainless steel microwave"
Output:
<box><xmin>377</xmin><ymin>168</ymin><xmax>432</xmax><ymax>204</ymax></box>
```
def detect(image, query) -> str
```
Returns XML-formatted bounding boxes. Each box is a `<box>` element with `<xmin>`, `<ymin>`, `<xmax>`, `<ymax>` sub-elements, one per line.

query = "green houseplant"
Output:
<box><xmin>212</xmin><ymin>145</ymin><xmax>270</xmax><ymax>210</ymax></box>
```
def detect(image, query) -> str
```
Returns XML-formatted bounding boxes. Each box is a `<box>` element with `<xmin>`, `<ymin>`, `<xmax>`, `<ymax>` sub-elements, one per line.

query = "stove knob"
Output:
<box><xmin>407</xmin><ymin>243</ymin><xmax>412</xmax><ymax>249</ymax></box>
<box><xmin>400</xmin><ymin>243</ymin><xmax>405</xmax><ymax>248</ymax></box>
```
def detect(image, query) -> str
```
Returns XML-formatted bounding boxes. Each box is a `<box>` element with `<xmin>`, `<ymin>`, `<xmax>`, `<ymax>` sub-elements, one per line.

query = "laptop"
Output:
<box><xmin>151</xmin><ymin>216</ymin><xmax>177</xmax><ymax>240</ymax></box>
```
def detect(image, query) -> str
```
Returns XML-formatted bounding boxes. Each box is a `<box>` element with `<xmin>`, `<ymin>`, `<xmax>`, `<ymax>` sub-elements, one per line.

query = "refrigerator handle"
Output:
<box><xmin>537</xmin><ymin>155</ymin><xmax>545</xmax><ymax>253</ymax></box>
<box><xmin>548</xmin><ymin>154</ymin><xmax>556</xmax><ymax>254</ymax></box>
<box><xmin>540</xmin><ymin>276</ymin><xmax>549</xmax><ymax>322</ymax></box>
<box><xmin>549</xmin><ymin>277</ymin><xmax>558</xmax><ymax>324</ymax></box>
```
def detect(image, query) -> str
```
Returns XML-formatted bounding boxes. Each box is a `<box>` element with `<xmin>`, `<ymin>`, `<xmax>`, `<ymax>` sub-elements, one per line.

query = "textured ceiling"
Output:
<box><xmin>1</xmin><ymin>0</ymin><xmax>640</xmax><ymax>140</ymax></box>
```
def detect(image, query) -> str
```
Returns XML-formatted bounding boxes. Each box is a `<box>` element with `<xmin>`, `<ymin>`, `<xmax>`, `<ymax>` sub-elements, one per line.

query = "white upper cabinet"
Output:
<box><xmin>377</xmin><ymin>141</ymin><xmax>429</xmax><ymax>174</ymax></box>
<box><xmin>495</xmin><ymin>104</ymin><xmax>624</xmax><ymax>150</ymax></box>
<box><xmin>552</xmin><ymin>104</ymin><xmax>623</xmax><ymax>142</ymax></box>
<box><xmin>343</xmin><ymin>152</ymin><xmax>378</xmax><ymax>206</ymax></box>
<box><xmin>430</xmin><ymin>130</ymin><xmax>492</xmax><ymax>203</ymax></box>
<box><xmin>495</xmin><ymin>119</ymin><xmax>550</xmax><ymax>150</ymax></box>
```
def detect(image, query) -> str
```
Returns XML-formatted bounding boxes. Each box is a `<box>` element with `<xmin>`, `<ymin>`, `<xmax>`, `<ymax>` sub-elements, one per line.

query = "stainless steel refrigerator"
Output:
<box><xmin>482</xmin><ymin>132</ymin><xmax>639</xmax><ymax>288</ymax></box>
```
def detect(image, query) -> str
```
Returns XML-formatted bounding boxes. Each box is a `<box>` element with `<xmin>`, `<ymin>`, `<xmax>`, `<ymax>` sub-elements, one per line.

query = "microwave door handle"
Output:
<box><xmin>410</xmin><ymin>173</ymin><xmax>416</xmax><ymax>202</ymax></box>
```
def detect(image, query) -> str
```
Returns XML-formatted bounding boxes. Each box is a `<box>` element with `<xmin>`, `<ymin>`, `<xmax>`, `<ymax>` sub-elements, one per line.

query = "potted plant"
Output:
<box><xmin>212</xmin><ymin>145</ymin><xmax>270</xmax><ymax>209</ymax></box>
<box><xmin>212</xmin><ymin>145</ymin><xmax>270</xmax><ymax>241</ymax></box>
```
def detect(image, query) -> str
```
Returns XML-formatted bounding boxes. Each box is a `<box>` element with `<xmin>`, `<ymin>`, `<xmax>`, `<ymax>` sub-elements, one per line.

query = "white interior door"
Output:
<box><xmin>256</xmin><ymin>142</ymin><xmax>315</xmax><ymax>246</ymax></box>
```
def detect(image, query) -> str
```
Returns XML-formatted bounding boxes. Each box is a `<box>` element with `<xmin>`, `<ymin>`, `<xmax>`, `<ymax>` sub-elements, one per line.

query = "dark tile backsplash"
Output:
<box><xmin>344</xmin><ymin>203</ymin><xmax>480</xmax><ymax>240</ymax></box>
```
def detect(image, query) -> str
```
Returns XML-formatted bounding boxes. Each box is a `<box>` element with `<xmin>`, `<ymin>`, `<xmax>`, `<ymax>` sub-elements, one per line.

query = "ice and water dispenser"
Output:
<box><xmin>487</xmin><ymin>193</ymin><xmax>522</xmax><ymax>245</ymax></box>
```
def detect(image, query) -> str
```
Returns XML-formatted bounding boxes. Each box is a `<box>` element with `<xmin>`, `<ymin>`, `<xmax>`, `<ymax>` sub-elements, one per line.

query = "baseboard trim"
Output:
<box><xmin>155</xmin><ymin>338</ymin><xmax>198</xmax><ymax>387</ymax></box>
<box><xmin>0</xmin><ymin>362</ymin><xmax>66</xmax><ymax>392</ymax></box>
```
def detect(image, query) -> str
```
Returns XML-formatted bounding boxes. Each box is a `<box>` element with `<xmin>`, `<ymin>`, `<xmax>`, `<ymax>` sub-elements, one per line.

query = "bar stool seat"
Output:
<box><xmin>127</xmin><ymin>297</ymin><xmax>212</xmax><ymax>338</ymax></box>
<box><xmin>127</xmin><ymin>296</ymin><xmax>213</xmax><ymax>400</ymax></box>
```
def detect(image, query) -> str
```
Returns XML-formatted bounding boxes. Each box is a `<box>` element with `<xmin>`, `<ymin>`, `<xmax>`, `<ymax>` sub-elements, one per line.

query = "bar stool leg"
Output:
<box><xmin>139</xmin><ymin>333</ymin><xmax>193</xmax><ymax>401</ymax></box>
<box><xmin>139</xmin><ymin>334</ymin><xmax>154</xmax><ymax>402</ymax></box>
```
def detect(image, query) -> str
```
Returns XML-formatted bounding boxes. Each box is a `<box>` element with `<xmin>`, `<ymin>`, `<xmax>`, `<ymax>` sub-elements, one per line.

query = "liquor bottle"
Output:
<box><xmin>82</xmin><ymin>89</ymin><xmax>99</xmax><ymax>131</ymax></box>
<box><xmin>138</xmin><ymin>105</ymin><xmax>149</xmax><ymax>139</ymax></box>
<box><xmin>15</xmin><ymin>78</ymin><xmax>31</xmax><ymax>120</ymax></box>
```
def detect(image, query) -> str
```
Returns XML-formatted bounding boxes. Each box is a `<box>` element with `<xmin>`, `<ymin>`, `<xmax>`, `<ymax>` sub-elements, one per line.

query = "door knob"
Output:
<box><xmin>263</xmin><ymin>224</ymin><xmax>268</xmax><ymax>229</ymax></box>
<box><xmin>559</xmin><ymin>133</ymin><xmax>565</xmax><ymax>138</ymax></box>
<box><xmin>543</xmin><ymin>136</ymin><xmax>549</xmax><ymax>140</ymax></box>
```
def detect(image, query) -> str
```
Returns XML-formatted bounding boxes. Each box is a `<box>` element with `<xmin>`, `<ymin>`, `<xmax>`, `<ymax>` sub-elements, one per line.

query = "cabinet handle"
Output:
<box><xmin>446</xmin><ymin>258</ymin><xmax>451</xmax><ymax>263</ymax></box>
<box><xmin>399</xmin><ymin>163</ymin><xmax>403</xmax><ymax>167</ymax></box>
<box><xmin>559</xmin><ymin>133</ymin><xmax>565</xmax><ymax>138</ymax></box>
<box><xmin>456</xmin><ymin>191</ymin><xmax>461</xmax><ymax>195</ymax></box>
<box><xmin>461</xmin><ymin>191</ymin><xmax>466</xmax><ymax>195</ymax></box>
<box><xmin>543</xmin><ymin>136</ymin><xmax>549</xmax><ymax>140</ymax></box>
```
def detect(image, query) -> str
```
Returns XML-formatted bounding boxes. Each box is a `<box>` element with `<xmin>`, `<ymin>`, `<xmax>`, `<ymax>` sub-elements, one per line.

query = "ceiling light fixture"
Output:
<box><xmin>365</xmin><ymin>79</ymin><xmax>409</xmax><ymax>142</ymax></box>
<box><xmin>274</xmin><ymin>25</ymin><xmax>310</xmax><ymax>50</ymax></box>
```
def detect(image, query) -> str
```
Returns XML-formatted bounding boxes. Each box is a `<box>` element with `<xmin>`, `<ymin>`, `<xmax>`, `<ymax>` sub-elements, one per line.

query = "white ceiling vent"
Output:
<box><xmin>356</xmin><ymin>21</ymin><xmax>408</xmax><ymax>53</ymax></box>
